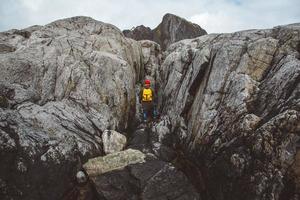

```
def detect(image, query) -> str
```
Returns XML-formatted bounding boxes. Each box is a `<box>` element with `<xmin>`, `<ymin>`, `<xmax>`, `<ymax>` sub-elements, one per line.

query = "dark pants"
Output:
<box><xmin>142</xmin><ymin>101</ymin><xmax>156</xmax><ymax>120</ymax></box>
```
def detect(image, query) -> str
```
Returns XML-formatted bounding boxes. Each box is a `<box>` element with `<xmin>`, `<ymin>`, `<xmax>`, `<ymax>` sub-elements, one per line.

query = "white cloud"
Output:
<box><xmin>190</xmin><ymin>0</ymin><xmax>300</xmax><ymax>33</ymax></box>
<box><xmin>0</xmin><ymin>0</ymin><xmax>299</xmax><ymax>33</ymax></box>
<box><xmin>190</xmin><ymin>12</ymin><xmax>241</xmax><ymax>33</ymax></box>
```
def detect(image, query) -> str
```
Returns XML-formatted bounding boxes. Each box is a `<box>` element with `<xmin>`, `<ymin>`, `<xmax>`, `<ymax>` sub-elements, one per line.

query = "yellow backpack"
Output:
<box><xmin>142</xmin><ymin>88</ymin><xmax>153</xmax><ymax>102</ymax></box>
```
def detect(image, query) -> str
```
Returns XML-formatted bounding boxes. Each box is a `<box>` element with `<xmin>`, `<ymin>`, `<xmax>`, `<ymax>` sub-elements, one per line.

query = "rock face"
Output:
<box><xmin>139</xmin><ymin>40</ymin><xmax>162</xmax><ymax>81</ymax></box>
<box><xmin>157</xmin><ymin>24</ymin><xmax>300</xmax><ymax>199</ymax></box>
<box><xmin>0</xmin><ymin>16</ymin><xmax>144</xmax><ymax>200</ymax></box>
<box><xmin>1</xmin><ymin>14</ymin><xmax>300</xmax><ymax>200</ymax></box>
<box><xmin>123</xmin><ymin>13</ymin><xmax>207</xmax><ymax>50</ymax></box>
<box><xmin>153</xmin><ymin>13</ymin><xmax>207</xmax><ymax>50</ymax></box>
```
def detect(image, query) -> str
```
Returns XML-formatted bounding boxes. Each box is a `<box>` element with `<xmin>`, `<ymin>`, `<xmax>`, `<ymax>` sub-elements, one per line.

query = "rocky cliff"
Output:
<box><xmin>0</xmin><ymin>16</ymin><xmax>144</xmax><ymax>200</ymax></box>
<box><xmin>0</xmin><ymin>16</ymin><xmax>299</xmax><ymax>200</ymax></box>
<box><xmin>156</xmin><ymin>24</ymin><xmax>300</xmax><ymax>200</ymax></box>
<box><xmin>123</xmin><ymin>13</ymin><xmax>207</xmax><ymax>50</ymax></box>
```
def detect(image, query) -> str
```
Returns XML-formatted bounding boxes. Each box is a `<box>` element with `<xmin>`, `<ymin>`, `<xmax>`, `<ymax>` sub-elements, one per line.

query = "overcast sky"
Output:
<box><xmin>0</xmin><ymin>0</ymin><xmax>299</xmax><ymax>33</ymax></box>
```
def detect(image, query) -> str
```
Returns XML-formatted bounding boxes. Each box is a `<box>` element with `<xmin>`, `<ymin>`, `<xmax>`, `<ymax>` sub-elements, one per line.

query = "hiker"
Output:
<box><xmin>140</xmin><ymin>79</ymin><xmax>157</xmax><ymax>122</ymax></box>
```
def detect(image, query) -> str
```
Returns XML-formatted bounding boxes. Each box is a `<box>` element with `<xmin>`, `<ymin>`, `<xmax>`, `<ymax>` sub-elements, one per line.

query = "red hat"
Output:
<box><xmin>144</xmin><ymin>79</ymin><xmax>150</xmax><ymax>84</ymax></box>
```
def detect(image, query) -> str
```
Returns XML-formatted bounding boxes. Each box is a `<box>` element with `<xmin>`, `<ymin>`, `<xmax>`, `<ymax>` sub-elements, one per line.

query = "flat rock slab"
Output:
<box><xmin>83</xmin><ymin>149</ymin><xmax>146</xmax><ymax>176</ymax></box>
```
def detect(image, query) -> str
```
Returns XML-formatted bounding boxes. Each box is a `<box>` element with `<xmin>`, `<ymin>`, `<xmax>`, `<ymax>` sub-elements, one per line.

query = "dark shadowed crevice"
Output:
<box><xmin>172</xmin><ymin>147</ymin><xmax>210</xmax><ymax>200</ymax></box>
<box><xmin>0</xmin><ymin>43</ymin><xmax>16</xmax><ymax>53</ymax></box>
<box><xmin>13</xmin><ymin>30</ymin><xmax>31</xmax><ymax>39</ymax></box>
<box><xmin>297</xmin><ymin>42</ymin><xmax>300</xmax><ymax>55</ymax></box>
<box><xmin>180</xmin><ymin>49</ymin><xmax>215</xmax><ymax>119</ymax></box>
<box><xmin>279</xmin><ymin>172</ymin><xmax>296</xmax><ymax>200</ymax></box>
<box><xmin>61</xmin><ymin>179</ymin><xmax>103</xmax><ymax>200</ymax></box>
<box><xmin>284</xmin><ymin>72</ymin><xmax>300</xmax><ymax>101</ymax></box>
<box><xmin>188</xmin><ymin>60</ymin><xmax>209</xmax><ymax>97</ymax></box>
<box><xmin>180</xmin><ymin>60</ymin><xmax>209</xmax><ymax>119</ymax></box>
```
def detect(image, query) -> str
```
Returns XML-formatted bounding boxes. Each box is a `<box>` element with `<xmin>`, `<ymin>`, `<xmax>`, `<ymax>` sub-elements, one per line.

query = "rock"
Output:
<box><xmin>62</xmin><ymin>181</ymin><xmax>96</xmax><ymax>200</ymax></box>
<box><xmin>150</xmin><ymin>117</ymin><xmax>177</xmax><ymax>161</ymax></box>
<box><xmin>102</xmin><ymin>130</ymin><xmax>127</xmax><ymax>154</ymax></box>
<box><xmin>1</xmin><ymin>13</ymin><xmax>300</xmax><ymax>200</ymax></box>
<box><xmin>0</xmin><ymin>96</ymin><xmax>9</xmax><ymax>108</ymax></box>
<box><xmin>127</xmin><ymin>128</ymin><xmax>153</xmax><ymax>153</ymax></box>
<box><xmin>123</xmin><ymin>13</ymin><xmax>207</xmax><ymax>50</ymax></box>
<box><xmin>141</xmin><ymin>163</ymin><xmax>199</xmax><ymax>200</ymax></box>
<box><xmin>83</xmin><ymin>149</ymin><xmax>146</xmax><ymax>176</ymax></box>
<box><xmin>0</xmin><ymin>43</ymin><xmax>16</xmax><ymax>53</ymax></box>
<box><xmin>76</xmin><ymin>171</ymin><xmax>87</xmax><ymax>184</ymax></box>
<box><xmin>83</xmin><ymin>149</ymin><xmax>146</xmax><ymax>199</ymax></box>
<box><xmin>140</xmin><ymin>40</ymin><xmax>162</xmax><ymax>80</ymax></box>
<box><xmin>123</xmin><ymin>25</ymin><xmax>153</xmax><ymax>41</ymax></box>
<box><xmin>127</xmin><ymin>117</ymin><xmax>176</xmax><ymax>162</ymax></box>
<box><xmin>156</xmin><ymin>23</ymin><xmax>300</xmax><ymax>199</ymax></box>
<box><xmin>0</xmin><ymin>16</ymin><xmax>143</xmax><ymax>200</ymax></box>
<box><xmin>153</xmin><ymin>13</ymin><xmax>207</xmax><ymax>50</ymax></box>
<box><xmin>84</xmin><ymin>150</ymin><xmax>199</xmax><ymax>200</ymax></box>
<box><xmin>0</xmin><ymin>84</ymin><xmax>15</xmax><ymax>108</ymax></box>
<box><xmin>290</xmin><ymin>149</ymin><xmax>300</xmax><ymax>198</ymax></box>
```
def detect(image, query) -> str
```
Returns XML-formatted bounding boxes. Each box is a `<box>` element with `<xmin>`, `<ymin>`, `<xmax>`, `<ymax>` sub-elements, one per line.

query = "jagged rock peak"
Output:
<box><xmin>123</xmin><ymin>13</ymin><xmax>207</xmax><ymax>50</ymax></box>
<box><xmin>123</xmin><ymin>25</ymin><xmax>153</xmax><ymax>41</ymax></box>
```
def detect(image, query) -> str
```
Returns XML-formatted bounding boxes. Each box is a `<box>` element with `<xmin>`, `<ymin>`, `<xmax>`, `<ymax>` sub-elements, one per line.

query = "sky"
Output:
<box><xmin>0</xmin><ymin>0</ymin><xmax>299</xmax><ymax>33</ymax></box>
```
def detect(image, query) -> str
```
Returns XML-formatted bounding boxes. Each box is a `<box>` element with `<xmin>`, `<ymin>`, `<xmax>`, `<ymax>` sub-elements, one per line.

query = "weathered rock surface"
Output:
<box><xmin>0</xmin><ymin>16</ymin><xmax>144</xmax><ymax>200</ymax></box>
<box><xmin>140</xmin><ymin>40</ymin><xmax>162</xmax><ymax>82</ymax></box>
<box><xmin>83</xmin><ymin>149</ymin><xmax>146</xmax><ymax>175</ymax></box>
<box><xmin>156</xmin><ymin>23</ymin><xmax>300</xmax><ymax>199</ymax></box>
<box><xmin>102</xmin><ymin>130</ymin><xmax>127</xmax><ymax>154</ymax></box>
<box><xmin>123</xmin><ymin>13</ymin><xmax>207</xmax><ymax>50</ymax></box>
<box><xmin>1</xmin><ymin>14</ymin><xmax>300</xmax><ymax>200</ymax></box>
<box><xmin>84</xmin><ymin>149</ymin><xmax>199</xmax><ymax>200</ymax></box>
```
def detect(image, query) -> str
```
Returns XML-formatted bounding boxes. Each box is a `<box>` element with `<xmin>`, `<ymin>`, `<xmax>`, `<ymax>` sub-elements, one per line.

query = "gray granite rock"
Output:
<box><xmin>156</xmin><ymin>23</ymin><xmax>300</xmax><ymax>200</ymax></box>
<box><xmin>102</xmin><ymin>130</ymin><xmax>127</xmax><ymax>154</ymax></box>
<box><xmin>0</xmin><ymin>16</ymin><xmax>143</xmax><ymax>200</ymax></box>
<box><xmin>1</xmin><ymin>14</ymin><xmax>299</xmax><ymax>200</ymax></box>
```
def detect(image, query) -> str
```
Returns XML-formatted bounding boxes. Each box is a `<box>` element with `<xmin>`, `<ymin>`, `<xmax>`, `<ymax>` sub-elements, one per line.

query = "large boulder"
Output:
<box><xmin>157</xmin><ymin>23</ymin><xmax>300</xmax><ymax>199</ymax></box>
<box><xmin>0</xmin><ymin>16</ymin><xmax>144</xmax><ymax>200</ymax></box>
<box><xmin>84</xmin><ymin>149</ymin><xmax>199</xmax><ymax>200</ymax></box>
<box><xmin>123</xmin><ymin>13</ymin><xmax>207</xmax><ymax>50</ymax></box>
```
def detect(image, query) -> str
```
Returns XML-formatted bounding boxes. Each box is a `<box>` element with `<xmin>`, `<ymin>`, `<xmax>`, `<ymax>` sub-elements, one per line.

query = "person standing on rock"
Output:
<box><xmin>140</xmin><ymin>79</ymin><xmax>157</xmax><ymax>122</ymax></box>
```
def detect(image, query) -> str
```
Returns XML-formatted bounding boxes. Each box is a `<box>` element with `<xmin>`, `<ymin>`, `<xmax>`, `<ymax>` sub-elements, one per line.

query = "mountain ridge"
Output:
<box><xmin>123</xmin><ymin>13</ymin><xmax>207</xmax><ymax>50</ymax></box>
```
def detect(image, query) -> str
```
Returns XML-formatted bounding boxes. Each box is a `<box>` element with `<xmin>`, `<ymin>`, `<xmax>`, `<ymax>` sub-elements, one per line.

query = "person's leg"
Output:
<box><xmin>143</xmin><ymin>109</ymin><xmax>147</xmax><ymax>122</ymax></box>
<box><xmin>142</xmin><ymin>103</ymin><xmax>148</xmax><ymax>122</ymax></box>
<box><xmin>153</xmin><ymin>107</ymin><xmax>157</xmax><ymax>119</ymax></box>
